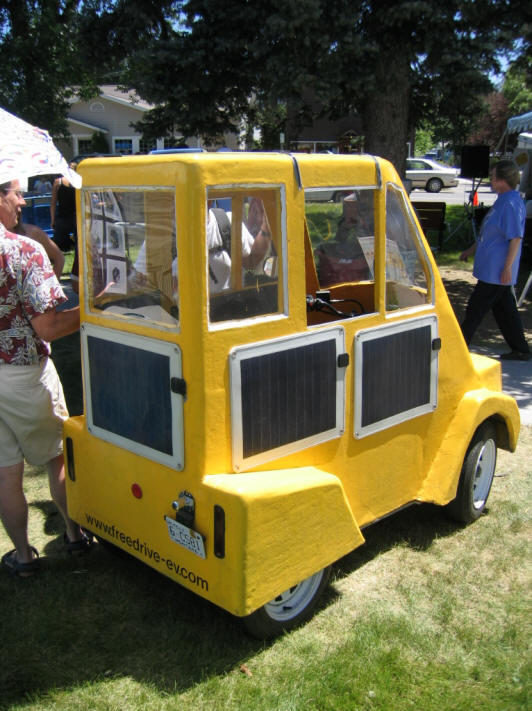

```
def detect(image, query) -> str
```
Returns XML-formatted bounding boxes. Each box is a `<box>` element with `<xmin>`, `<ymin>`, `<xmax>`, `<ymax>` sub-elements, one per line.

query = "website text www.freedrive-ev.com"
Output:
<box><xmin>85</xmin><ymin>513</ymin><xmax>208</xmax><ymax>591</ymax></box>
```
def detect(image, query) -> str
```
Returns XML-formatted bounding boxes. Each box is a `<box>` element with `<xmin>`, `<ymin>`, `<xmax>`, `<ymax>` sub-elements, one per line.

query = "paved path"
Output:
<box><xmin>470</xmin><ymin>345</ymin><xmax>532</xmax><ymax>426</ymax></box>
<box><xmin>410</xmin><ymin>178</ymin><xmax>496</xmax><ymax>207</ymax></box>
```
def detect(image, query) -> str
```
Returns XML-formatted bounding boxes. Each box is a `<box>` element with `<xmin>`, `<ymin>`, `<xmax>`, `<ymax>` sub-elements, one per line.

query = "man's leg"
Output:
<box><xmin>0</xmin><ymin>462</ymin><xmax>34</xmax><ymax>564</ymax></box>
<box><xmin>47</xmin><ymin>454</ymin><xmax>83</xmax><ymax>543</ymax></box>
<box><xmin>492</xmin><ymin>287</ymin><xmax>530</xmax><ymax>354</ymax></box>
<box><xmin>460</xmin><ymin>281</ymin><xmax>498</xmax><ymax>346</ymax></box>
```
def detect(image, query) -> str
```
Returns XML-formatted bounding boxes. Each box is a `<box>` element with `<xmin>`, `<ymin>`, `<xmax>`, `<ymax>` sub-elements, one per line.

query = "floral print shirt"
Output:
<box><xmin>0</xmin><ymin>223</ymin><xmax>66</xmax><ymax>364</ymax></box>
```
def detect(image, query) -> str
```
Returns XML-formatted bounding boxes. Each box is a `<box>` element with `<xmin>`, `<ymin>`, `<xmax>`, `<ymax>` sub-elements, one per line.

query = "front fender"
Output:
<box><xmin>418</xmin><ymin>389</ymin><xmax>520</xmax><ymax>505</ymax></box>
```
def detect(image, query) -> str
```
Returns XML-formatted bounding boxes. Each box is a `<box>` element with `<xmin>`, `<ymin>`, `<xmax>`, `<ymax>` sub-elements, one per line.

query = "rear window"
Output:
<box><xmin>83</xmin><ymin>188</ymin><xmax>178</xmax><ymax>328</ymax></box>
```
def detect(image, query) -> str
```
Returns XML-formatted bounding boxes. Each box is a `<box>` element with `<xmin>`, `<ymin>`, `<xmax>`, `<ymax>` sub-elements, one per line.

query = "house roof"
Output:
<box><xmin>97</xmin><ymin>85</ymin><xmax>153</xmax><ymax>112</ymax></box>
<box><xmin>67</xmin><ymin>117</ymin><xmax>109</xmax><ymax>132</ymax></box>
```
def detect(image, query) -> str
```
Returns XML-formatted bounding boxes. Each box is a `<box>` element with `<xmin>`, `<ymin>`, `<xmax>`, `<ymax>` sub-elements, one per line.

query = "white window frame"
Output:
<box><xmin>82</xmin><ymin>323</ymin><xmax>185</xmax><ymax>469</ymax></box>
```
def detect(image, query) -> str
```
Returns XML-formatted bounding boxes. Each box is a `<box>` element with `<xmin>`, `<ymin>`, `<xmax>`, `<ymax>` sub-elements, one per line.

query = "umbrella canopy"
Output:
<box><xmin>0</xmin><ymin>107</ymin><xmax>82</xmax><ymax>189</ymax></box>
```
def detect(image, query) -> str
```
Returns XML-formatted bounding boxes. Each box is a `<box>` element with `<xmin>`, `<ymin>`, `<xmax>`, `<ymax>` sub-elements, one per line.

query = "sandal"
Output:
<box><xmin>1</xmin><ymin>547</ymin><xmax>40</xmax><ymax>578</ymax></box>
<box><xmin>63</xmin><ymin>530</ymin><xmax>93</xmax><ymax>555</ymax></box>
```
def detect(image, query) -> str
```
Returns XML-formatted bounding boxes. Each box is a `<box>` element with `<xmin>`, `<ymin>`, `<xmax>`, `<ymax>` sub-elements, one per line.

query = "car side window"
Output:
<box><xmin>305</xmin><ymin>188</ymin><xmax>377</xmax><ymax>323</ymax></box>
<box><xmin>207</xmin><ymin>188</ymin><xmax>283</xmax><ymax>324</ymax></box>
<box><xmin>385</xmin><ymin>184</ymin><xmax>432</xmax><ymax>310</ymax></box>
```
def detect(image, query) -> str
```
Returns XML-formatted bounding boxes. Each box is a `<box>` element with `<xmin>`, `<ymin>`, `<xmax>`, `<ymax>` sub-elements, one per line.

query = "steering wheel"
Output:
<box><xmin>306</xmin><ymin>294</ymin><xmax>365</xmax><ymax>318</ymax></box>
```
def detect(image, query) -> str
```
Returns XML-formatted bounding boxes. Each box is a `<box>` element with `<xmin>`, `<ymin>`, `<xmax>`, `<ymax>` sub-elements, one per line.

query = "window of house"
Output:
<box><xmin>207</xmin><ymin>188</ymin><xmax>284</xmax><ymax>324</ymax></box>
<box><xmin>139</xmin><ymin>137</ymin><xmax>157</xmax><ymax>154</ymax></box>
<box><xmin>114</xmin><ymin>138</ymin><xmax>133</xmax><ymax>154</ymax></box>
<box><xmin>83</xmin><ymin>188</ymin><xmax>178</xmax><ymax>328</ymax></box>
<box><xmin>90</xmin><ymin>102</ymin><xmax>105</xmax><ymax>113</ymax></box>
<box><xmin>385</xmin><ymin>184</ymin><xmax>432</xmax><ymax>310</ymax></box>
<box><xmin>77</xmin><ymin>139</ymin><xmax>93</xmax><ymax>154</ymax></box>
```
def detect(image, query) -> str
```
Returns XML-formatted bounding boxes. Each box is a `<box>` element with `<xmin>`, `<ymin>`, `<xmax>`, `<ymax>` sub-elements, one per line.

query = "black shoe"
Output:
<box><xmin>1</xmin><ymin>547</ymin><xmax>40</xmax><ymax>577</ymax></box>
<box><xmin>499</xmin><ymin>350</ymin><xmax>531</xmax><ymax>361</ymax></box>
<box><xmin>63</xmin><ymin>530</ymin><xmax>93</xmax><ymax>555</ymax></box>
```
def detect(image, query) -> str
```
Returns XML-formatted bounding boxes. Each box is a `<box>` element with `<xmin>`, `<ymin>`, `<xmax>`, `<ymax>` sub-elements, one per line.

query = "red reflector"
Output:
<box><xmin>131</xmin><ymin>483</ymin><xmax>143</xmax><ymax>499</ymax></box>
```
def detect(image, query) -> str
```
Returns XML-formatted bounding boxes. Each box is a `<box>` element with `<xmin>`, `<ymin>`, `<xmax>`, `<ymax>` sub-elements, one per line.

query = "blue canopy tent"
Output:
<box><xmin>507</xmin><ymin>111</ymin><xmax>532</xmax><ymax>134</ymax></box>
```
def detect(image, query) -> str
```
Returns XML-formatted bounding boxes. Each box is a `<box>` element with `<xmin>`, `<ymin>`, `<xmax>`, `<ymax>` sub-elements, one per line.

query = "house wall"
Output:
<box><xmin>65</xmin><ymin>88</ymin><xmax>241</xmax><ymax>158</ymax></box>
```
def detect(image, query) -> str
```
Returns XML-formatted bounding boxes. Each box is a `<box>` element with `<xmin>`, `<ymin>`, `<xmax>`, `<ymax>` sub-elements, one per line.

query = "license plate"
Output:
<box><xmin>164</xmin><ymin>516</ymin><xmax>206</xmax><ymax>559</ymax></box>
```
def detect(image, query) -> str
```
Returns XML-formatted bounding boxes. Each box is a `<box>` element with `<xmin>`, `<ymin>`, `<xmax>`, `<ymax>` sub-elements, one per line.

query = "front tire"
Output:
<box><xmin>446</xmin><ymin>421</ymin><xmax>497</xmax><ymax>523</ymax></box>
<box><xmin>242</xmin><ymin>566</ymin><xmax>331</xmax><ymax>639</ymax></box>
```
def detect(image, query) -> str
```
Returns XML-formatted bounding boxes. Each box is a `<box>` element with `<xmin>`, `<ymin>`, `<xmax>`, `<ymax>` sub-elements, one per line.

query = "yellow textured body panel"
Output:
<box><xmin>65</xmin><ymin>152</ymin><xmax>520</xmax><ymax>618</ymax></box>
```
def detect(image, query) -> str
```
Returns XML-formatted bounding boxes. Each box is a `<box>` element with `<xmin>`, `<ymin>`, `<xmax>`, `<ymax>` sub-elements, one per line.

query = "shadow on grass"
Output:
<box><xmin>0</xmin><ymin>499</ymin><xmax>465</xmax><ymax>708</ymax></box>
<box><xmin>332</xmin><ymin>502</ymin><xmax>463</xmax><ymax>583</ymax></box>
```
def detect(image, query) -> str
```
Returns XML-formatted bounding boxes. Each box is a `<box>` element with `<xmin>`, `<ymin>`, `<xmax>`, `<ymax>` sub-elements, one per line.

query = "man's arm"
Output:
<box><xmin>22</xmin><ymin>223</ymin><xmax>65</xmax><ymax>279</ymax></box>
<box><xmin>500</xmin><ymin>237</ymin><xmax>522</xmax><ymax>284</ymax></box>
<box><xmin>460</xmin><ymin>242</ymin><xmax>477</xmax><ymax>261</ymax></box>
<box><xmin>31</xmin><ymin>307</ymin><xmax>80</xmax><ymax>342</ymax></box>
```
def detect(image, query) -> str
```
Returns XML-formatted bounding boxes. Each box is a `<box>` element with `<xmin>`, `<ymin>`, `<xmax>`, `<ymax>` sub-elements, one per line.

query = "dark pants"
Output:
<box><xmin>461</xmin><ymin>280</ymin><xmax>529</xmax><ymax>353</ymax></box>
<box><xmin>53</xmin><ymin>216</ymin><xmax>77</xmax><ymax>252</ymax></box>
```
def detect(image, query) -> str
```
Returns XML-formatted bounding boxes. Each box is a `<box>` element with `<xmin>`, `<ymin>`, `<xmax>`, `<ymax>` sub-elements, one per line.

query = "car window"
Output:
<box><xmin>385</xmin><ymin>184</ymin><xmax>432</xmax><ymax>310</ymax></box>
<box><xmin>85</xmin><ymin>188</ymin><xmax>178</xmax><ymax>327</ymax></box>
<box><xmin>406</xmin><ymin>160</ymin><xmax>428</xmax><ymax>170</ymax></box>
<box><xmin>304</xmin><ymin>188</ymin><xmax>377</xmax><ymax>322</ymax></box>
<box><xmin>306</xmin><ymin>189</ymin><xmax>375</xmax><ymax>286</ymax></box>
<box><xmin>207</xmin><ymin>188</ymin><xmax>284</xmax><ymax>324</ymax></box>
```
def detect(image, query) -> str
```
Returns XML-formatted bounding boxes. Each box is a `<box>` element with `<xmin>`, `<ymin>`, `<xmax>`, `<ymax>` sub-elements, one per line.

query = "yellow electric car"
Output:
<box><xmin>64</xmin><ymin>152</ymin><xmax>520</xmax><ymax>638</ymax></box>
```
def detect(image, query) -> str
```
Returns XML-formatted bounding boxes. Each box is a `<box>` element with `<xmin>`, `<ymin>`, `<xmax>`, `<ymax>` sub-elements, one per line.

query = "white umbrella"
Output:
<box><xmin>0</xmin><ymin>107</ymin><xmax>82</xmax><ymax>189</ymax></box>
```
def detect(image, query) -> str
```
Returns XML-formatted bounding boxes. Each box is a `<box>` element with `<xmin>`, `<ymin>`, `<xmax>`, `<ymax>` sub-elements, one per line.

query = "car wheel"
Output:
<box><xmin>445</xmin><ymin>421</ymin><xmax>497</xmax><ymax>524</ymax></box>
<box><xmin>242</xmin><ymin>566</ymin><xmax>331</xmax><ymax>639</ymax></box>
<box><xmin>426</xmin><ymin>177</ymin><xmax>443</xmax><ymax>193</ymax></box>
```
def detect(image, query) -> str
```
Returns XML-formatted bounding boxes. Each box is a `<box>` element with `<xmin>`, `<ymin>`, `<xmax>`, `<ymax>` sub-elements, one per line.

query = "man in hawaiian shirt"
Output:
<box><xmin>0</xmin><ymin>178</ymin><xmax>90</xmax><ymax>577</ymax></box>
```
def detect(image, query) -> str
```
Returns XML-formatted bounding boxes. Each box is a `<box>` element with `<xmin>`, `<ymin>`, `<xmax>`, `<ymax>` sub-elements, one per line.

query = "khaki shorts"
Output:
<box><xmin>0</xmin><ymin>359</ymin><xmax>69</xmax><ymax>467</ymax></box>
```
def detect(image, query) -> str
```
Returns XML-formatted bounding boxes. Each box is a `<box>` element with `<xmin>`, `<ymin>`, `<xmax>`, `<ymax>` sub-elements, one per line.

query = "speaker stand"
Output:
<box><xmin>443</xmin><ymin>176</ymin><xmax>484</xmax><ymax>248</ymax></box>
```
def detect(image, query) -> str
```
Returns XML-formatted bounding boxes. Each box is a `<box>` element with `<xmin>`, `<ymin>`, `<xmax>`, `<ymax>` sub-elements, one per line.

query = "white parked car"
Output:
<box><xmin>406</xmin><ymin>158</ymin><xmax>460</xmax><ymax>193</ymax></box>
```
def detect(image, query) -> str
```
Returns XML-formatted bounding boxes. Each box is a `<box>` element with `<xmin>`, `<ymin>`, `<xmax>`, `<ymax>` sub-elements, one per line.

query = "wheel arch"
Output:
<box><xmin>417</xmin><ymin>389</ymin><xmax>520</xmax><ymax>506</ymax></box>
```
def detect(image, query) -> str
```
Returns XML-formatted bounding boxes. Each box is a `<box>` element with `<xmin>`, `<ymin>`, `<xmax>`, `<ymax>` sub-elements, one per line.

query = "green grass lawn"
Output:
<box><xmin>2</xmin><ymin>220</ymin><xmax>529</xmax><ymax>710</ymax></box>
<box><xmin>1</xmin><ymin>428</ymin><xmax>530</xmax><ymax>710</ymax></box>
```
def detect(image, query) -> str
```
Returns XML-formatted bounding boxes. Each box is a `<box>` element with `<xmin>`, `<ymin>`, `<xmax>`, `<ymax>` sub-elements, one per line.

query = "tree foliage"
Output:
<box><xmin>0</xmin><ymin>0</ymin><xmax>527</xmax><ymax>171</ymax></box>
<box><xmin>118</xmin><ymin>0</ymin><xmax>526</xmax><ymax>171</ymax></box>
<box><xmin>0</xmin><ymin>1</ymin><xmax>90</xmax><ymax>134</ymax></box>
<box><xmin>502</xmin><ymin>63</ymin><xmax>532</xmax><ymax>118</ymax></box>
<box><xmin>468</xmin><ymin>92</ymin><xmax>510</xmax><ymax>151</ymax></box>
<box><xmin>0</xmin><ymin>0</ymin><xmax>174</xmax><ymax>134</ymax></box>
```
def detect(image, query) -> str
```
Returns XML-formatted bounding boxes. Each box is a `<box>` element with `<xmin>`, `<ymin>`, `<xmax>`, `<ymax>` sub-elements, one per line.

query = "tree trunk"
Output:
<box><xmin>362</xmin><ymin>50</ymin><xmax>411</xmax><ymax>177</ymax></box>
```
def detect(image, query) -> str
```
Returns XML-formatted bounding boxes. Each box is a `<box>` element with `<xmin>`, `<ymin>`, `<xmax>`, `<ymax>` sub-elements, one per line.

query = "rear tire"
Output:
<box><xmin>242</xmin><ymin>566</ymin><xmax>331</xmax><ymax>639</ymax></box>
<box><xmin>446</xmin><ymin>421</ymin><xmax>497</xmax><ymax>523</ymax></box>
<box><xmin>426</xmin><ymin>177</ymin><xmax>443</xmax><ymax>193</ymax></box>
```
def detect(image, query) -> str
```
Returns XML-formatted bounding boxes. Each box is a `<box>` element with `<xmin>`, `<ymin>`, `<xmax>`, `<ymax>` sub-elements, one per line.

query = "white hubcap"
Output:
<box><xmin>473</xmin><ymin>438</ymin><xmax>496</xmax><ymax>509</ymax></box>
<box><xmin>264</xmin><ymin>570</ymin><xmax>324</xmax><ymax>622</ymax></box>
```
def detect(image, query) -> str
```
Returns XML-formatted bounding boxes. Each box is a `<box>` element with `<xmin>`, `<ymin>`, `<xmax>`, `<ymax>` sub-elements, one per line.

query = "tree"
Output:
<box><xmin>121</xmin><ymin>0</ymin><xmax>525</xmax><ymax>173</ymax></box>
<box><xmin>467</xmin><ymin>92</ymin><xmax>510</xmax><ymax>152</ymax></box>
<box><xmin>0</xmin><ymin>0</ymin><xmax>174</xmax><ymax>136</ymax></box>
<box><xmin>502</xmin><ymin>63</ymin><xmax>532</xmax><ymax>117</ymax></box>
<box><xmin>0</xmin><ymin>1</ymin><xmax>90</xmax><ymax>135</ymax></box>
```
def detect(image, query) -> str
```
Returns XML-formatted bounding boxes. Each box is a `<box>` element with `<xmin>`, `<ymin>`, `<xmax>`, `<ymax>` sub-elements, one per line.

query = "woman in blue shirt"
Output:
<box><xmin>460</xmin><ymin>159</ymin><xmax>530</xmax><ymax>361</ymax></box>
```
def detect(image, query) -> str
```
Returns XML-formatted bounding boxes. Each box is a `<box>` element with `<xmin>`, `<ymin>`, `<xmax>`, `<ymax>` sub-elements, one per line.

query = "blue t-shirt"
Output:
<box><xmin>473</xmin><ymin>190</ymin><xmax>525</xmax><ymax>285</ymax></box>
